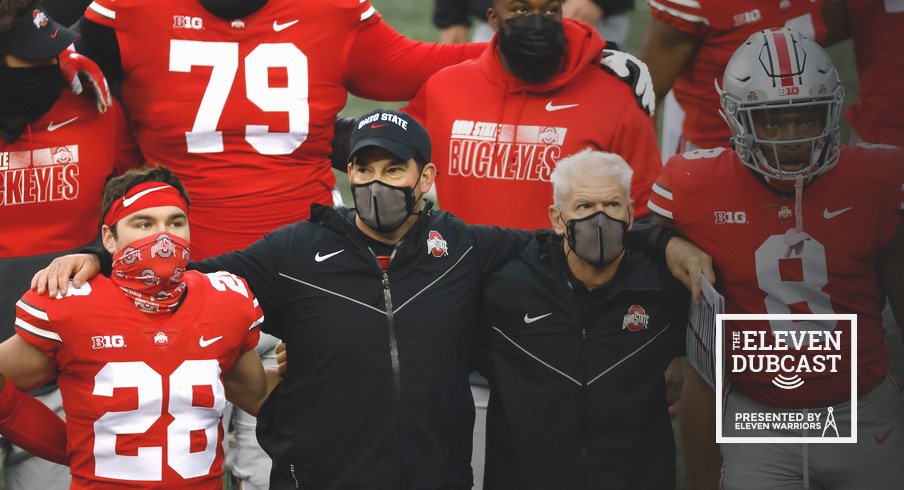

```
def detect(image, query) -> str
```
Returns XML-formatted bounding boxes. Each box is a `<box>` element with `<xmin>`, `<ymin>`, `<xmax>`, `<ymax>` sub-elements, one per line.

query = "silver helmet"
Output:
<box><xmin>717</xmin><ymin>28</ymin><xmax>844</xmax><ymax>182</ymax></box>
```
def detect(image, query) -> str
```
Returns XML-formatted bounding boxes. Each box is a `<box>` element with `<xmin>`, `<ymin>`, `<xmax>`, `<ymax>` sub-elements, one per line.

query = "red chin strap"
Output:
<box><xmin>103</xmin><ymin>182</ymin><xmax>188</xmax><ymax>227</ymax></box>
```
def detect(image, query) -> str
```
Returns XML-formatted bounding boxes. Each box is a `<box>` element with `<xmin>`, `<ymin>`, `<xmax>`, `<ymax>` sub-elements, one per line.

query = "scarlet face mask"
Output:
<box><xmin>110</xmin><ymin>232</ymin><xmax>191</xmax><ymax>313</ymax></box>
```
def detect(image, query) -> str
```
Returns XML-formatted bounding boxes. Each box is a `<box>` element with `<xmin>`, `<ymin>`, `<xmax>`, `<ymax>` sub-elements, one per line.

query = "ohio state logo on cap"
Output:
<box><xmin>426</xmin><ymin>230</ymin><xmax>448</xmax><ymax>257</ymax></box>
<box><xmin>32</xmin><ymin>9</ymin><xmax>48</xmax><ymax>29</ymax></box>
<box><xmin>622</xmin><ymin>305</ymin><xmax>650</xmax><ymax>332</ymax></box>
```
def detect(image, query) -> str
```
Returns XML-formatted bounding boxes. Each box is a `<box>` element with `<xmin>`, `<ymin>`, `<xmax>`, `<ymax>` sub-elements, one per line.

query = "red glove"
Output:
<box><xmin>0</xmin><ymin>376</ymin><xmax>69</xmax><ymax>466</ymax></box>
<box><xmin>59</xmin><ymin>50</ymin><xmax>112</xmax><ymax>114</ymax></box>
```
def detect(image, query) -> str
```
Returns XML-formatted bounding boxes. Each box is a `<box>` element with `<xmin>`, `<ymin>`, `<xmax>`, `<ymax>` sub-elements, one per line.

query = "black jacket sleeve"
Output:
<box><xmin>41</xmin><ymin>0</ymin><xmax>92</xmax><ymax>27</ymax></box>
<box><xmin>470</xmin><ymin>226</ymin><xmax>533</xmax><ymax>276</ymax></box>
<box><xmin>592</xmin><ymin>0</ymin><xmax>634</xmax><ymax>16</ymax></box>
<box><xmin>75</xmin><ymin>17</ymin><xmax>125</xmax><ymax>84</ymax></box>
<box><xmin>626</xmin><ymin>221</ymin><xmax>678</xmax><ymax>264</ymax></box>
<box><xmin>433</xmin><ymin>0</ymin><xmax>472</xmax><ymax>29</ymax></box>
<box><xmin>331</xmin><ymin>117</ymin><xmax>356</xmax><ymax>172</ymax></box>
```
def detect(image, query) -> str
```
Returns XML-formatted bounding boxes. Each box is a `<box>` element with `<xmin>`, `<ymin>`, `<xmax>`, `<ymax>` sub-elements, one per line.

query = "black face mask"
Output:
<box><xmin>0</xmin><ymin>64</ymin><xmax>62</xmax><ymax>142</ymax></box>
<box><xmin>497</xmin><ymin>14</ymin><xmax>565</xmax><ymax>83</ymax></box>
<box><xmin>564</xmin><ymin>211</ymin><xmax>628</xmax><ymax>268</ymax></box>
<box><xmin>352</xmin><ymin>179</ymin><xmax>419</xmax><ymax>233</ymax></box>
<box><xmin>198</xmin><ymin>0</ymin><xmax>268</xmax><ymax>19</ymax></box>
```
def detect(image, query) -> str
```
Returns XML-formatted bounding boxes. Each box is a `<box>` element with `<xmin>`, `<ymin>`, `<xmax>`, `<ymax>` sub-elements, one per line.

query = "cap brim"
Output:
<box><xmin>9</xmin><ymin>26</ymin><xmax>78</xmax><ymax>59</ymax></box>
<box><xmin>349</xmin><ymin>137</ymin><xmax>418</xmax><ymax>162</ymax></box>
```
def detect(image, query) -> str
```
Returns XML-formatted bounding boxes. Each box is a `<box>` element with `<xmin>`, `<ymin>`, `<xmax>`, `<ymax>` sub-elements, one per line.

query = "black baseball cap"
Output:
<box><xmin>349</xmin><ymin>109</ymin><xmax>431</xmax><ymax>163</ymax></box>
<box><xmin>0</xmin><ymin>1</ymin><xmax>79</xmax><ymax>60</ymax></box>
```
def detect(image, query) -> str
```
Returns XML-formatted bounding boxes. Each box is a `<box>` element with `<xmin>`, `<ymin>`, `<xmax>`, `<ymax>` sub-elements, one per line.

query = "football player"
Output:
<box><xmin>639</xmin><ymin>0</ymin><xmax>849</xmax><ymax>156</ymax></box>
<box><xmin>647</xmin><ymin>29</ymin><xmax>904</xmax><ymax>489</ymax></box>
<box><xmin>0</xmin><ymin>166</ymin><xmax>280</xmax><ymax>489</ymax></box>
<box><xmin>839</xmin><ymin>0</ymin><xmax>904</xmax><ymax>147</ymax></box>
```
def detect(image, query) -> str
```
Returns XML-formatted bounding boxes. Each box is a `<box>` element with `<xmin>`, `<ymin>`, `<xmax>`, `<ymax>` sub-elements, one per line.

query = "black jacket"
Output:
<box><xmin>475</xmin><ymin>234</ymin><xmax>688</xmax><ymax>490</ymax></box>
<box><xmin>196</xmin><ymin>203</ymin><xmax>529</xmax><ymax>490</ymax></box>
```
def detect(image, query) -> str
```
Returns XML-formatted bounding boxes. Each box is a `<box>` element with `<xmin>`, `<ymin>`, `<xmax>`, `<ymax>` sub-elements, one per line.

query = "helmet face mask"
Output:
<box><xmin>718</xmin><ymin>28</ymin><xmax>844</xmax><ymax>184</ymax></box>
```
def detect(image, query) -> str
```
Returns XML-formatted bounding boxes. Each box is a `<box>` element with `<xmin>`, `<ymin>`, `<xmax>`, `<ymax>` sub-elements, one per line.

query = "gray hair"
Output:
<box><xmin>550</xmin><ymin>149</ymin><xmax>633</xmax><ymax>207</ymax></box>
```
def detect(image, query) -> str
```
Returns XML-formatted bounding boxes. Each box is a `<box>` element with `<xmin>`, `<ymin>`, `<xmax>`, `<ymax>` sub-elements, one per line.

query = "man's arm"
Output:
<box><xmin>638</xmin><ymin>16</ymin><xmax>697</xmax><ymax>109</ymax></box>
<box><xmin>878</xmin><ymin>221</ymin><xmax>904</xmax><ymax>336</ymax></box>
<box><xmin>821</xmin><ymin>0</ymin><xmax>851</xmax><ymax>47</ymax></box>
<box><xmin>0</xmin><ymin>374</ymin><xmax>68</xmax><ymax>466</ymax></box>
<box><xmin>344</xmin><ymin>19</ymin><xmax>487</xmax><ymax>101</ymax></box>
<box><xmin>223</xmin><ymin>350</ymin><xmax>281</xmax><ymax>416</ymax></box>
<box><xmin>678</xmin><ymin>361</ymin><xmax>721</xmax><ymax>490</ymax></box>
<box><xmin>434</xmin><ymin>0</ymin><xmax>472</xmax><ymax>44</ymax></box>
<box><xmin>0</xmin><ymin>336</ymin><xmax>68</xmax><ymax>465</ymax></box>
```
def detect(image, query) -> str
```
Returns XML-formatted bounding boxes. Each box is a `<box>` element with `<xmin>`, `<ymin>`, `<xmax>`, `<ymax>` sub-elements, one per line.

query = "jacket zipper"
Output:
<box><xmin>373</xmin><ymin>244</ymin><xmax>405</xmax><ymax>489</ymax></box>
<box><xmin>581</xmin><ymin>327</ymin><xmax>589</xmax><ymax>490</ymax></box>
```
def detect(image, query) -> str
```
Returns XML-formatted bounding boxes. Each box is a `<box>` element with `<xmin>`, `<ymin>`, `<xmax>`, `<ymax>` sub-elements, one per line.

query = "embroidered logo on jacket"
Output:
<box><xmin>622</xmin><ymin>305</ymin><xmax>649</xmax><ymax>332</ymax></box>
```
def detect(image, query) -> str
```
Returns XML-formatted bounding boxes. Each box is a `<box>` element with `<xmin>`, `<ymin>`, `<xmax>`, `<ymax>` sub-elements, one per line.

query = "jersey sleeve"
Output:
<box><xmin>866</xmin><ymin>144</ymin><xmax>904</xmax><ymax>248</ymax></box>
<box><xmin>242</xmin><ymin>283</ymin><xmax>265</xmax><ymax>355</ymax></box>
<box><xmin>648</xmin><ymin>0</ymin><xmax>710</xmax><ymax>38</ymax></box>
<box><xmin>607</xmin><ymin>97</ymin><xmax>662</xmax><ymax>218</ymax></box>
<box><xmin>14</xmin><ymin>291</ymin><xmax>62</xmax><ymax>367</ymax></box>
<box><xmin>344</xmin><ymin>19</ymin><xmax>487</xmax><ymax>101</ymax></box>
<box><xmin>85</xmin><ymin>0</ymin><xmax>118</xmax><ymax>27</ymax></box>
<box><xmin>647</xmin><ymin>155</ymin><xmax>680</xmax><ymax>222</ymax></box>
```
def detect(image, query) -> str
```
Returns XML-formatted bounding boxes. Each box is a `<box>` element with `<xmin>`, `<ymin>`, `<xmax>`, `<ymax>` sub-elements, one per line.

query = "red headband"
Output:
<box><xmin>103</xmin><ymin>182</ymin><xmax>189</xmax><ymax>227</ymax></box>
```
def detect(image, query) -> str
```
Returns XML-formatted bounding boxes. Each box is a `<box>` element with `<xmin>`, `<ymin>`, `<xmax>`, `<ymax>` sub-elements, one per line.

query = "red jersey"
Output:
<box><xmin>405</xmin><ymin>20</ymin><xmax>660</xmax><ymax>229</ymax></box>
<box><xmin>0</xmin><ymin>91</ymin><xmax>139</xmax><ymax>258</ymax></box>
<box><xmin>85</xmin><ymin>0</ymin><xmax>484</xmax><ymax>258</ymax></box>
<box><xmin>649</xmin><ymin>0</ymin><xmax>828</xmax><ymax>150</ymax></box>
<box><xmin>844</xmin><ymin>0</ymin><xmax>904</xmax><ymax>146</ymax></box>
<box><xmin>15</xmin><ymin>271</ymin><xmax>263</xmax><ymax>489</ymax></box>
<box><xmin>648</xmin><ymin>145</ymin><xmax>904</xmax><ymax>408</ymax></box>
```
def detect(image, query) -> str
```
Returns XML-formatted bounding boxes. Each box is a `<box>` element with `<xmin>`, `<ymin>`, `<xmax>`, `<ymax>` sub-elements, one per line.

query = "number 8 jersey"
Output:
<box><xmin>14</xmin><ymin>271</ymin><xmax>263</xmax><ymax>489</ymax></box>
<box><xmin>648</xmin><ymin>144</ymin><xmax>904</xmax><ymax>408</ymax></box>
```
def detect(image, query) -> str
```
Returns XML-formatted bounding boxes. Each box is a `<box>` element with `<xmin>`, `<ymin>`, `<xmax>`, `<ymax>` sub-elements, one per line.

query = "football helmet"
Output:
<box><xmin>717</xmin><ymin>28</ymin><xmax>843</xmax><ymax>182</ymax></box>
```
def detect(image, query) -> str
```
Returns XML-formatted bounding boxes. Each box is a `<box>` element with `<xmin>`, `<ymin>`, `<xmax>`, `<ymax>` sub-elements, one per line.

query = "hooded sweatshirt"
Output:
<box><xmin>406</xmin><ymin>19</ymin><xmax>660</xmax><ymax>230</ymax></box>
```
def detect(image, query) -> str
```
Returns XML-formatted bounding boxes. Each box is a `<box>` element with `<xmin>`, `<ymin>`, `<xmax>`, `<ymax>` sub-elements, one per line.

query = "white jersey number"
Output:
<box><xmin>169</xmin><ymin>40</ymin><xmax>310</xmax><ymax>155</ymax></box>
<box><xmin>93</xmin><ymin>360</ymin><xmax>225</xmax><ymax>481</ymax></box>
<box><xmin>754</xmin><ymin>234</ymin><xmax>837</xmax><ymax>333</ymax></box>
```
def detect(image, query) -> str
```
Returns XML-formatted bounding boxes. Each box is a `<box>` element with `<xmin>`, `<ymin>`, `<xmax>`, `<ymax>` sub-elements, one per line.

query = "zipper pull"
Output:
<box><xmin>581</xmin><ymin>328</ymin><xmax>588</xmax><ymax>340</ymax></box>
<box><xmin>382</xmin><ymin>273</ymin><xmax>390</xmax><ymax>289</ymax></box>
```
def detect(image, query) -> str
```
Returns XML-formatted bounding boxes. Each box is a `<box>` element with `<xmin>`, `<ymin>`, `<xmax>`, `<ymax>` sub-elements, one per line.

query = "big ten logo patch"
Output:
<box><xmin>715</xmin><ymin>314</ymin><xmax>857</xmax><ymax>443</ymax></box>
<box><xmin>447</xmin><ymin>120</ymin><xmax>568</xmax><ymax>182</ymax></box>
<box><xmin>173</xmin><ymin>15</ymin><xmax>203</xmax><ymax>29</ymax></box>
<box><xmin>92</xmin><ymin>335</ymin><xmax>125</xmax><ymax>349</ymax></box>
<box><xmin>0</xmin><ymin>146</ymin><xmax>80</xmax><ymax>206</ymax></box>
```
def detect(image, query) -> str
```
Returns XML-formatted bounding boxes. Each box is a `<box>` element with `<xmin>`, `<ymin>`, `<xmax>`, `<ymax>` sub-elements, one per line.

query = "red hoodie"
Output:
<box><xmin>406</xmin><ymin>19</ymin><xmax>660</xmax><ymax>229</ymax></box>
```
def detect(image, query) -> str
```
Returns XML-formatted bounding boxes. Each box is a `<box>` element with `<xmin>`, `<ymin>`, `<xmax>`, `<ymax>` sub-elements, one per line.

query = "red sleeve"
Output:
<box><xmin>608</xmin><ymin>99</ymin><xmax>662</xmax><ymax>218</ymax></box>
<box><xmin>648</xmin><ymin>154</ymin><xmax>680</xmax><ymax>222</ymax></box>
<box><xmin>402</xmin><ymin>82</ymin><xmax>429</xmax><ymax>125</ymax></box>
<box><xmin>84</xmin><ymin>0</ymin><xmax>117</xmax><ymax>27</ymax></box>
<box><xmin>111</xmin><ymin>101</ymin><xmax>141</xmax><ymax>175</ymax></box>
<box><xmin>344</xmin><ymin>19</ymin><xmax>487</xmax><ymax>101</ymax></box>
<box><xmin>14</xmin><ymin>293</ymin><xmax>62</xmax><ymax>369</ymax></box>
<box><xmin>648</xmin><ymin>0</ymin><xmax>709</xmax><ymax>38</ymax></box>
<box><xmin>242</xmin><ymin>294</ymin><xmax>264</xmax><ymax>354</ymax></box>
<box><xmin>0</xmin><ymin>377</ymin><xmax>68</xmax><ymax>466</ymax></box>
<box><xmin>866</xmin><ymin>145</ymin><xmax>904</xmax><ymax>248</ymax></box>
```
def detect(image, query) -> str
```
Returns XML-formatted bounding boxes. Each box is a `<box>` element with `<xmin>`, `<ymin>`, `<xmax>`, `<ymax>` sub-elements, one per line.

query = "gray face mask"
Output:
<box><xmin>351</xmin><ymin>180</ymin><xmax>418</xmax><ymax>233</ymax></box>
<box><xmin>564</xmin><ymin>211</ymin><xmax>628</xmax><ymax>268</ymax></box>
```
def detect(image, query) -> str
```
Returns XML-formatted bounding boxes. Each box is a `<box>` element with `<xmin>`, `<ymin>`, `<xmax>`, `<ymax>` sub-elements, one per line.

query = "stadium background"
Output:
<box><xmin>2</xmin><ymin>2</ymin><xmax>888</xmax><ymax>489</ymax></box>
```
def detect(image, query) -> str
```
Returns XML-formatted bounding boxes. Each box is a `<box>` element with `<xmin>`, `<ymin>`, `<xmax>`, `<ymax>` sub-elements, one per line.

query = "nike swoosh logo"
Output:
<box><xmin>545</xmin><ymin>102</ymin><xmax>579</xmax><ymax>112</ymax></box>
<box><xmin>523</xmin><ymin>313</ymin><xmax>552</xmax><ymax>324</ymax></box>
<box><xmin>823</xmin><ymin>207</ymin><xmax>853</xmax><ymax>219</ymax></box>
<box><xmin>370</xmin><ymin>124</ymin><xmax>387</xmax><ymax>129</ymax></box>
<box><xmin>122</xmin><ymin>185</ymin><xmax>171</xmax><ymax>207</ymax></box>
<box><xmin>876</xmin><ymin>427</ymin><xmax>895</xmax><ymax>445</ymax></box>
<box><xmin>50</xmin><ymin>28</ymin><xmax>59</xmax><ymax>39</ymax></box>
<box><xmin>272</xmin><ymin>19</ymin><xmax>299</xmax><ymax>32</ymax></box>
<box><xmin>47</xmin><ymin>117</ymin><xmax>78</xmax><ymax>131</ymax></box>
<box><xmin>314</xmin><ymin>249</ymin><xmax>345</xmax><ymax>262</ymax></box>
<box><xmin>199</xmin><ymin>335</ymin><xmax>223</xmax><ymax>348</ymax></box>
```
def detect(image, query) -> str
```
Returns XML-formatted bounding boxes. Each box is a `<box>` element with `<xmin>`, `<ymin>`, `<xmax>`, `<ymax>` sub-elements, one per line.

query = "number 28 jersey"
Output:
<box><xmin>648</xmin><ymin>145</ymin><xmax>904</xmax><ymax>408</ymax></box>
<box><xmin>15</xmin><ymin>271</ymin><xmax>263</xmax><ymax>489</ymax></box>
